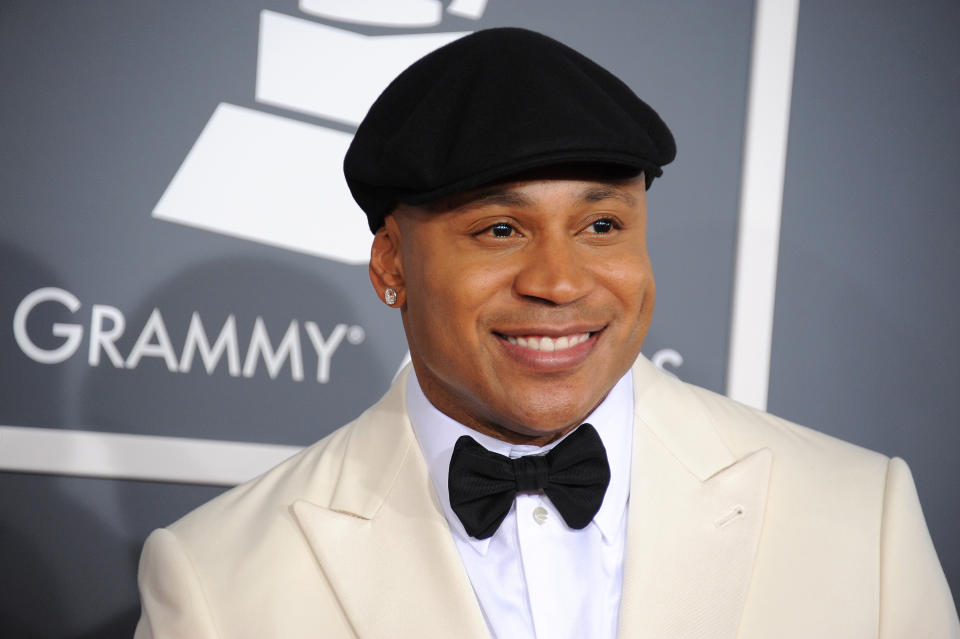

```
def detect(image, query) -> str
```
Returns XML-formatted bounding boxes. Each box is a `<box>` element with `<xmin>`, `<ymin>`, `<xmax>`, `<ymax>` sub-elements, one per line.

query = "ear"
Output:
<box><xmin>369</xmin><ymin>214</ymin><xmax>406</xmax><ymax>307</ymax></box>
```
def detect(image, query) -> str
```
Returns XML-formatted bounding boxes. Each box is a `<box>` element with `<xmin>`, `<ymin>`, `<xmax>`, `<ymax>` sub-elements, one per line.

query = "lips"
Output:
<box><xmin>503</xmin><ymin>332</ymin><xmax>591</xmax><ymax>352</ymax></box>
<box><xmin>493</xmin><ymin>326</ymin><xmax>603</xmax><ymax>372</ymax></box>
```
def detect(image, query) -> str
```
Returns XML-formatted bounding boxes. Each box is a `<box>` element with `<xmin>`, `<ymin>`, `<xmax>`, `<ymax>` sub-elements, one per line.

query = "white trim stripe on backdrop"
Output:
<box><xmin>726</xmin><ymin>0</ymin><xmax>800</xmax><ymax>411</ymax></box>
<box><xmin>0</xmin><ymin>426</ymin><xmax>302</xmax><ymax>486</ymax></box>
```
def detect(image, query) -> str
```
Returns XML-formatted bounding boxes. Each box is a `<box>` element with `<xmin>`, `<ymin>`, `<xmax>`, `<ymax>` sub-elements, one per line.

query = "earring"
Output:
<box><xmin>384</xmin><ymin>288</ymin><xmax>398</xmax><ymax>306</ymax></box>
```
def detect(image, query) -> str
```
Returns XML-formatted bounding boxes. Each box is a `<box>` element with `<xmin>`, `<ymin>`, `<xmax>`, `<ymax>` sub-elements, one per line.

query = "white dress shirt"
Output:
<box><xmin>407</xmin><ymin>370</ymin><xmax>634</xmax><ymax>639</ymax></box>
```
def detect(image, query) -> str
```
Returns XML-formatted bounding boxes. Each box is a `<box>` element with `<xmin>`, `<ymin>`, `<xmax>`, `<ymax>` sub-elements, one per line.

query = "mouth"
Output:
<box><xmin>493</xmin><ymin>327</ymin><xmax>605</xmax><ymax>370</ymax></box>
<box><xmin>500</xmin><ymin>332</ymin><xmax>593</xmax><ymax>352</ymax></box>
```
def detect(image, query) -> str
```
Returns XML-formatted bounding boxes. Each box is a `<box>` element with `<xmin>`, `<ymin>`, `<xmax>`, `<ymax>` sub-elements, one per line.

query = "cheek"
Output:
<box><xmin>635</xmin><ymin>256</ymin><xmax>655</xmax><ymax>312</ymax></box>
<box><xmin>602</xmin><ymin>253</ymin><xmax>654</xmax><ymax>310</ymax></box>
<box><xmin>644</xmin><ymin>274</ymin><xmax>656</xmax><ymax>314</ymax></box>
<box><xmin>404</xmin><ymin>258</ymin><xmax>498</xmax><ymax>355</ymax></box>
<box><xmin>430</xmin><ymin>255</ymin><xmax>510</xmax><ymax>310</ymax></box>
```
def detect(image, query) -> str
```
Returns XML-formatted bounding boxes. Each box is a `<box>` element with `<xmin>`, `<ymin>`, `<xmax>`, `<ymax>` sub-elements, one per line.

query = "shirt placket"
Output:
<box><xmin>516</xmin><ymin>490</ymin><xmax>560</xmax><ymax>638</ymax></box>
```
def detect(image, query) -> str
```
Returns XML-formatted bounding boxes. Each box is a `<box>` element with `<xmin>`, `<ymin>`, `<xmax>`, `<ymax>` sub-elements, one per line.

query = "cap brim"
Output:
<box><xmin>396</xmin><ymin>149</ymin><xmax>660</xmax><ymax>208</ymax></box>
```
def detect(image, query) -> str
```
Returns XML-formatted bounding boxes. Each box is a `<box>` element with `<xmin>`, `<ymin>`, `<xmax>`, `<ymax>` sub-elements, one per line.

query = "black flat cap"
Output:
<box><xmin>344</xmin><ymin>27</ymin><xmax>676</xmax><ymax>232</ymax></box>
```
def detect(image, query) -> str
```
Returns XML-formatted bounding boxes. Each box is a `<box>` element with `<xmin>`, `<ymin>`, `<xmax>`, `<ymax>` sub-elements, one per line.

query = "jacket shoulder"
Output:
<box><xmin>168</xmin><ymin>422</ymin><xmax>348</xmax><ymax>539</ymax></box>
<box><xmin>665</xmin><ymin>379</ymin><xmax>959</xmax><ymax>636</ymax></box>
<box><xmin>135</xmin><ymin>389</ymin><xmax>404</xmax><ymax>639</ymax></box>
<box><xmin>167</xmin><ymin>368</ymin><xmax>411</xmax><ymax>539</ymax></box>
<box><xmin>135</xmin><ymin>418</ymin><xmax>366</xmax><ymax>638</ymax></box>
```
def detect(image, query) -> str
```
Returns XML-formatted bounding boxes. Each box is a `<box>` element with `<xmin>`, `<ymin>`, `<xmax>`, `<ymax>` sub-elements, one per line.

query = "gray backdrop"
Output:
<box><xmin>1</xmin><ymin>1</ymin><xmax>956</xmax><ymax>636</ymax></box>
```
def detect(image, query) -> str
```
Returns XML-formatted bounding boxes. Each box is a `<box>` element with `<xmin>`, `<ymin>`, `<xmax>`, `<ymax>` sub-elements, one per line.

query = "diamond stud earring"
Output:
<box><xmin>384</xmin><ymin>288</ymin><xmax>398</xmax><ymax>306</ymax></box>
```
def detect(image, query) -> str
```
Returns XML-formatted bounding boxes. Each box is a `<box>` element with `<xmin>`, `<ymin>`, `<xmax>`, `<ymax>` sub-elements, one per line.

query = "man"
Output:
<box><xmin>134</xmin><ymin>28</ymin><xmax>959</xmax><ymax>638</ymax></box>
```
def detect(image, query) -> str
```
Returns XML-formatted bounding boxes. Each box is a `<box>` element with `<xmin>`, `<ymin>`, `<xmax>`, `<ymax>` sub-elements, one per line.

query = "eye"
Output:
<box><xmin>589</xmin><ymin>218</ymin><xmax>615</xmax><ymax>234</ymax></box>
<box><xmin>488</xmin><ymin>222</ymin><xmax>515</xmax><ymax>237</ymax></box>
<box><xmin>472</xmin><ymin>220</ymin><xmax>522</xmax><ymax>243</ymax></box>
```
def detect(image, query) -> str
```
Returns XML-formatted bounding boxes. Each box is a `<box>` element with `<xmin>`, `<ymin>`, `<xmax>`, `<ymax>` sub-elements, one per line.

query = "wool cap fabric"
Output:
<box><xmin>344</xmin><ymin>27</ymin><xmax>676</xmax><ymax>232</ymax></box>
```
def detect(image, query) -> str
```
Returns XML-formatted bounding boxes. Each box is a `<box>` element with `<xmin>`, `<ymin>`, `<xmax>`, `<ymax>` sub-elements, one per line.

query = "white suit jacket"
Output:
<box><xmin>134</xmin><ymin>356</ymin><xmax>959</xmax><ymax>638</ymax></box>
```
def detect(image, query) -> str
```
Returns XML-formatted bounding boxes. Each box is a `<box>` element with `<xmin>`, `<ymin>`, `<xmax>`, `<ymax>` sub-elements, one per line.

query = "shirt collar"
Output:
<box><xmin>407</xmin><ymin>369</ymin><xmax>634</xmax><ymax>553</ymax></box>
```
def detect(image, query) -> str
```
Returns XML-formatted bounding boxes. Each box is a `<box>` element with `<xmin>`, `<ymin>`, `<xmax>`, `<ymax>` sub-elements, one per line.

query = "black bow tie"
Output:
<box><xmin>448</xmin><ymin>423</ymin><xmax>611</xmax><ymax>540</ymax></box>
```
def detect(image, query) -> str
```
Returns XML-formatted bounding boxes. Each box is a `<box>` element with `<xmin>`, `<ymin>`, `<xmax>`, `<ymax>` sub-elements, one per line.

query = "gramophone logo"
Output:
<box><xmin>152</xmin><ymin>0</ymin><xmax>487</xmax><ymax>265</ymax></box>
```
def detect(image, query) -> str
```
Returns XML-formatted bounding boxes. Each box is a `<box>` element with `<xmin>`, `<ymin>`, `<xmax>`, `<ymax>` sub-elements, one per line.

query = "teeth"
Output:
<box><xmin>504</xmin><ymin>332</ymin><xmax>591</xmax><ymax>352</ymax></box>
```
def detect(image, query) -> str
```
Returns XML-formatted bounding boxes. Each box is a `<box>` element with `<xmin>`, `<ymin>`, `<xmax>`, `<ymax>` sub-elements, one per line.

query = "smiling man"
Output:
<box><xmin>134</xmin><ymin>28</ymin><xmax>959</xmax><ymax>639</ymax></box>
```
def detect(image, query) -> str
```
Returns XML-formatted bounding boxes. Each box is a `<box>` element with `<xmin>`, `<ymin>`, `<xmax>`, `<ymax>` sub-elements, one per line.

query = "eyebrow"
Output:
<box><xmin>454</xmin><ymin>189</ymin><xmax>535</xmax><ymax>211</ymax></box>
<box><xmin>578</xmin><ymin>185</ymin><xmax>638</xmax><ymax>207</ymax></box>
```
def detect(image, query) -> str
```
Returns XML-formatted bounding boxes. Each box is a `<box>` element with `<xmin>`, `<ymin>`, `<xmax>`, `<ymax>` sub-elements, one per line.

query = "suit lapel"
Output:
<box><xmin>291</xmin><ymin>371</ymin><xmax>489</xmax><ymax>639</ymax></box>
<box><xmin>619</xmin><ymin>359</ymin><xmax>772</xmax><ymax>639</ymax></box>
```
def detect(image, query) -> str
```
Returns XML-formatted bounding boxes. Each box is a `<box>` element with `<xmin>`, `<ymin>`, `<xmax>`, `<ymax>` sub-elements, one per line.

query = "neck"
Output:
<box><xmin>463</xmin><ymin>420</ymin><xmax>579</xmax><ymax>447</ymax></box>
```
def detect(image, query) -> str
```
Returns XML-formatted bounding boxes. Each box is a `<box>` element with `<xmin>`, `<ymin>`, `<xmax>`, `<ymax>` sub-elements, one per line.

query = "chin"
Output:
<box><xmin>498</xmin><ymin>394</ymin><xmax>599</xmax><ymax>435</ymax></box>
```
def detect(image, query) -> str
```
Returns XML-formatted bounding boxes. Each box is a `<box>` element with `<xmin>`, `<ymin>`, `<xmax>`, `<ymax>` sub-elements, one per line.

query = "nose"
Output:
<box><xmin>513</xmin><ymin>233</ymin><xmax>593</xmax><ymax>305</ymax></box>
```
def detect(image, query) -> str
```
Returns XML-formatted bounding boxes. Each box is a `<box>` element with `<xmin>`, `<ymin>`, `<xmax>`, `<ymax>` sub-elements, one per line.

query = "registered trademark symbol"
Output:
<box><xmin>347</xmin><ymin>325</ymin><xmax>366</xmax><ymax>345</ymax></box>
